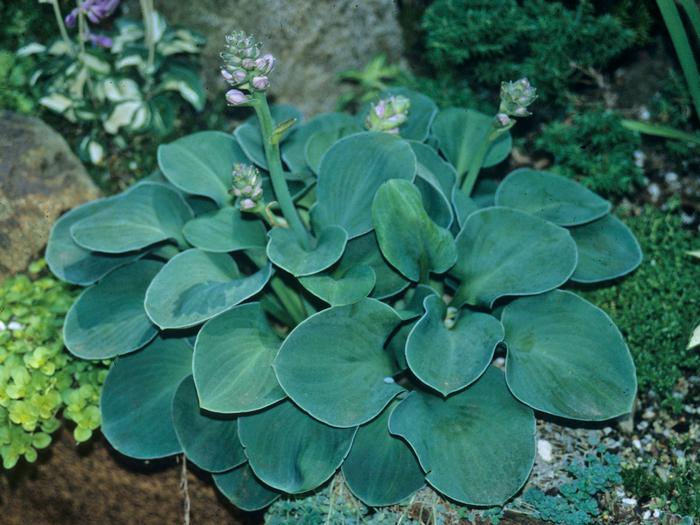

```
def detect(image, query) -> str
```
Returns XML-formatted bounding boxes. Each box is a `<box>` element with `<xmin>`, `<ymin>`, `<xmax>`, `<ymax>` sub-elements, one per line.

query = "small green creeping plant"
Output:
<box><xmin>46</xmin><ymin>32</ymin><xmax>642</xmax><ymax>511</ymax></box>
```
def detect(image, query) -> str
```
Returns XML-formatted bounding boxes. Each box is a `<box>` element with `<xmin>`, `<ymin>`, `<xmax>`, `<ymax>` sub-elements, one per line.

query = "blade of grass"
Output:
<box><xmin>657</xmin><ymin>0</ymin><xmax>700</xmax><ymax>119</ymax></box>
<box><xmin>678</xmin><ymin>0</ymin><xmax>700</xmax><ymax>42</ymax></box>
<box><xmin>621</xmin><ymin>119</ymin><xmax>700</xmax><ymax>145</ymax></box>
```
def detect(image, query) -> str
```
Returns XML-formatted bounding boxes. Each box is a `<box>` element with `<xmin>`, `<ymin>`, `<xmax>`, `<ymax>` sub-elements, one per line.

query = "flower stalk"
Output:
<box><xmin>139</xmin><ymin>0</ymin><xmax>156</xmax><ymax>89</ymax></box>
<box><xmin>48</xmin><ymin>0</ymin><xmax>76</xmax><ymax>57</ymax></box>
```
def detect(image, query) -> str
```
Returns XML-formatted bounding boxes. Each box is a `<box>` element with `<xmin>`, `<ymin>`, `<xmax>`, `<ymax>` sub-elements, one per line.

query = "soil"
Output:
<box><xmin>0</xmin><ymin>429</ymin><xmax>262</xmax><ymax>525</ymax></box>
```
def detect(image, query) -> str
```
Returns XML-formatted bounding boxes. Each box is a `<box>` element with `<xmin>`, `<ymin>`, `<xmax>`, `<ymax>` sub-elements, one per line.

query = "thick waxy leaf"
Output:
<box><xmin>343</xmin><ymin>232</ymin><xmax>409</xmax><ymax>299</ymax></box>
<box><xmin>299</xmin><ymin>264</ymin><xmax>376</xmax><ymax>306</ymax></box>
<box><xmin>71</xmin><ymin>183</ymin><xmax>193</xmax><ymax>253</ymax></box>
<box><xmin>144</xmin><ymin>249</ymin><xmax>273</xmax><ymax>329</ymax></box>
<box><xmin>193</xmin><ymin>303</ymin><xmax>285</xmax><ymax>413</ymax></box>
<box><xmin>342</xmin><ymin>401</ymin><xmax>425</xmax><ymax>506</ymax></box>
<box><xmin>213</xmin><ymin>464</ymin><xmax>280</xmax><ymax>511</ymax></box>
<box><xmin>64</xmin><ymin>260</ymin><xmax>160</xmax><ymax>359</ymax></box>
<box><xmin>101</xmin><ymin>337</ymin><xmax>193</xmax><ymax>459</ymax></box>
<box><xmin>238</xmin><ymin>400</ymin><xmax>356</xmax><ymax>493</ymax></box>
<box><xmin>282</xmin><ymin>112</ymin><xmax>356</xmax><ymax>172</ymax></box>
<box><xmin>274</xmin><ymin>299</ymin><xmax>403</xmax><ymax>427</ymax></box>
<box><xmin>305</xmin><ymin>124</ymin><xmax>362</xmax><ymax>174</ymax></box>
<box><xmin>503</xmin><ymin>290</ymin><xmax>637</xmax><ymax>420</ymax></box>
<box><xmin>406</xmin><ymin>295</ymin><xmax>504</xmax><ymax>395</ymax></box>
<box><xmin>379</xmin><ymin>87</ymin><xmax>437</xmax><ymax>141</ymax></box>
<box><xmin>452</xmin><ymin>207</ymin><xmax>578</xmax><ymax>307</ymax></box>
<box><xmin>431</xmin><ymin>108</ymin><xmax>512</xmax><ymax>176</ymax></box>
<box><xmin>569</xmin><ymin>214</ymin><xmax>642</xmax><ymax>283</ymax></box>
<box><xmin>172</xmin><ymin>376</ymin><xmax>245</xmax><ymax>473</ymax></box>
<box><xmin>411</xmin><ymin>141</ymin><xmax>456</xmax><ymax>228</ymax></box>
<box><xmin>46</xmin><ymin>198</ymin><xmax>141</xmax><ymax>285</ymax></box>
<box><xmin>495</xmin><ymin>169</ymin><xmax>611</xmax><ymax>226</ymax></box>
<box><xmin>394</xmin><ymin>284</ymin><xmax>438</xmax><ymax>321</ymax></box>
<box><xmin>373</xmin><ymin>180</ymin><xmax>456</xmax><ymax>282</ymax></box>
<box><xmin>314</xmin><ymin>132</ymin><xmax>416</xmax><ymax>238</ymax></box>
<box><xmin>183</xmin><ymin>207</ymin><xmax>267</xmax><ymax>253</ymax></box>
<box><xmin>158</xmin><ymin>131</ymin><xmax>247</xmax><ymax>206</ymax></box>
<box><xmin>389</xmin><ymin>367</ymin><xmax>536</xmax><ymax>505</ymax></box>
<box><xmin>266</xmin><ymin>226</ymin><xmax>347</xmax><ymax>277</ymax></box>
<box><xmin>451</xmin><ymin>188</ymin><xmax>479</xmax><ymax>229</ymax></box>
<box><xmin>235</xmin><ymin>105</ymin><xmax>303</xmax><ymax>169</ymax></box>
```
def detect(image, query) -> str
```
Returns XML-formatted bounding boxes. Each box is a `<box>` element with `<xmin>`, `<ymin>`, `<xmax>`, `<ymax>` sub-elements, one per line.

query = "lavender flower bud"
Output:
<box><xmin>251</xmin><ymin>76</ymin><xmax>270</xmax><ymax>91</ymax></box>
<box><xmin>365</xmin><ymin>95</ymin><xmax>411</xmax><ymax>134</ymax></box>
<box><xmin>231</xmin><ymin>164</ymin><xmax>264</xmax><ymax>211</ymax></box>
<box><xmin>87</xmin><ymin>32</ymin><xmax>114</xmax><ymax>48</ymax></box>
<box><xmin>494</xmin><ymin>113</ymin><xmax>513</xmax><ymax>129</ymax></box>
<box><xmin>221</xmin><ymin>69</ymin><xmax>234</xmax><ymax>82</ymax></box>
<box><xmin>255</xmin><ymin>53</ymin><xmax>275</xmax><ymax>75</ymax></box>
<box><xmin>225</xmin><ymin>89</ymin><xmax>250</xmax><ymax>106</ymax></box>
<box><xmin>65</xmin><ymin>9</ymin><xmax>79</xmax><ymax>28</ymax></box>
<box><xmin>241</xmin><ymin>58</ymin><xmax>257</xmax><ymax>70</ymax></box>
<box><xmin>499</xmin><ymin>77</ymin><xmax>537</xmax><ymax>118</ymax></box>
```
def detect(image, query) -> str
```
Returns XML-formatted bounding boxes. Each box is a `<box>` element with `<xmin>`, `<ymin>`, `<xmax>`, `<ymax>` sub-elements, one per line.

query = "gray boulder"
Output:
<box><xmin>0</xmin><ymin>112</ymin><xmax>100</xmax><ymax>281</ymax></box>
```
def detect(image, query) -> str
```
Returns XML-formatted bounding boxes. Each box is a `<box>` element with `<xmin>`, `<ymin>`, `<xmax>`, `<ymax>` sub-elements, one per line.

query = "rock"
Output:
<box><xmin>0</xmin><ymin>112</ymin><xmax>100</xmax><ymax>281</ymax></box>
<box><xmin>124</xmin><ymin>0</ymin><xmax>404</xmax><ymax>116</ymax></box>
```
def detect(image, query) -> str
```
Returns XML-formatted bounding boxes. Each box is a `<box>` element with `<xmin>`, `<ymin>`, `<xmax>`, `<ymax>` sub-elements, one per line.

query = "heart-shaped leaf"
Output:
<box><xmin>451</xmin><ymin>207</ymin><xmax>578</xmax><ymax>307</ymax></box>
<box><xmin>451</xmin><ymin>187</ymin><xmax>479</xmax><ymax>229</ymax></box>
<box><xmin>503</xmin><ymin>290</ymin><xmax>637</xmax><ymax>420</ymax></box>
<box><xmin>378</xmin><ymin>87</ymin><xmax>438</xmax><ymax>141</ymax></box>
<box><xmin>305</xmin><ymin>125</ymin><xmax>362</xmax><ymax>174</ymax></box>
<box><xmin>213</xmin><ymin>464</ymin><xmax>280</xmax><ymax>511</ymax></box>
<box><xmin>193</xmin><ymin>303</ymin><xmax>285</xmax><ymax>413</ymax></box>
<box><xmin>46</xmin><ymin>198</ymin><xmax>143</xmax><ymax>285</ymax></box>
<box><xmin>342</xmin><ymin>401</ymin><xmax>425</xmax><ymax>506</ymax></box>
<box><xmin>237</xmin><ymin>400</ymin><xmax>356</xmax><ymax>493</ymax></box>
<box><xmin>172</xmin><ymin>376</ymin><xmax>246</xmax><ymax>473</ymax></box>
<box><xmin>183</xmin><ymin>206</ymin><xmax>267</xmax><ymax>253</ymax></box>
<box><xmin>431</xmin><ymin>108</ymin><xmax>512</xmax><ymax>176</ymax></box>
<box><xmin>70</xmin><ymin>182</ymin><xmax>193</xmax><ymax>253</ymax></box>
<box><xmin>394</xmin><ymin>284</ymin><xmax>438</xmax><ymax>321</ymax></box>
<box><xmin>406</xmin><ymin>295</ymin><xmax>504</xmax><ymax>395</ymax></box>
<box><xmin>274</xmin><ymin>298</ymin><xmax>403</xmax><ymax>427</ymax></box>
<box><xmin>299</xmin><ymin>264</ymin><xmax>376</xmax><ymax>306</ymax></box>
<box><xmin>314</xmin><ymin>132</ymin><xmax>416</xmax><ymax>238</ymax></box>
<box><xmin>373</xmin><ymin>179</ymin><xmax>456</xmax><ymax>282</ymax></box>
<box><xmin>235</xmin><ymin>105</ymin><xmax>303</xmax><ymax>169</ymax></box>
<box><xmin>266</xmin><ymin>226</ymin><xmax>347</xmax><ymax>277</ymax></box>
<box><xmin>495</xmin><ymin>168</ymin><xmax>611</xmax><ymax>226</ymax></box>
<box><xmin>101</xmin><ymin>337</ymin><xmax>193</xmax><ymax>459</ymax></box>
<box><xmin>144</xmin><ymin>249</ymin><xmax>273</xmax><ymax>329</ymax></box>
<box><xmin>158</xmin><ymin>131</ymin><xmax>247</xmax><ymax>206</ymax></box>
<box><xmin>282</xmin><ymin>112</ymin><xmax>357</xmax><ymax>172</ymax></box>
<box><xmin>64</xmin><ymin>260</ymin><xmax>160</xmax><ymax>359</ymax></box>
<box><xmin>569</xmin><ymin>214</ymin><xmax>642</xmax><ymax>283</ymax></box>
<box><xmin>389</xmin><ymin>367</ymin><xmax>536</xmax><ymax>505</ymax></box>
<box><xmin>411</xmin><ymin>141</ymin><xmax>456</xmax><ymax>228</ymax></box>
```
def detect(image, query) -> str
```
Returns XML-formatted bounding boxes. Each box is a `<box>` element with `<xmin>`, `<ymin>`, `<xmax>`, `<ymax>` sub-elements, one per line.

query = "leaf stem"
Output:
<box><xmin>460</xmin><ymin>125</ymin><xmax>506</xmax><ymax>195</ymax></box>
<box><xmin>269</xmin><ymin>276</ymin><xmax>306</xmax><ymax>325</ymax></box>
<box><xmin>139</xmin><ymin>0</ymin><xmax>156</xmax><ymax>91</ymax></box>
<box><xmin>252</xmin><ymin>92</ymin><xmax>311</xmax><ymax>247</ymax></box>
<box><xmin>49</xmin><ymin>0</ymin><xmax>75</xmax><ymax>57</ymax></box>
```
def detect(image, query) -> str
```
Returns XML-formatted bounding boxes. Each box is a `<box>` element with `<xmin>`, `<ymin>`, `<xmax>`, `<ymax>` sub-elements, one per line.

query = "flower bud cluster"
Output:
<box><xmin>499</xmin><ymin>78</ymin><xmax>537</xmax><ymax>118</ymax></box>
<box><xmin>365</xmin><ymin>95</ymin><xmax>410</xmax><ymax>134</ymax></box>
<box><xmin>231</xmin><ymin>163</ymin><xmax>264</xmax><ymax>211</ymax></box>
<box><xmin>221</xmin><ymin>31</ymin><xmax>275</xmax><ymax>106</ymax></box>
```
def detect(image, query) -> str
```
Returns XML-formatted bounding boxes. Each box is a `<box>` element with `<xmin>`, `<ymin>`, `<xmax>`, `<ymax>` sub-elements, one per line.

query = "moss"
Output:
<box><xmin>535</xmin><ymin>108</ymin><xmax>644</xmax><ymax>197</ymax></box>
<box><xmin>581</xmin><ymin>206</ymin><xmax>700</xmax><ymax>410</ymax></box>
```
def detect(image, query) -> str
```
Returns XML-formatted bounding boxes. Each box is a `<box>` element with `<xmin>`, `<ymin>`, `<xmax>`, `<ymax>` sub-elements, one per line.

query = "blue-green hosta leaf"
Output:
<box><xmin>63</xmin><ymin>260</ymin><xmax>160</xmax><ymax>359</ymax></box>
<box><xmin>158</xmin><ymin>131</ymin><xmax>247</xmax><ymax>206</ymax></box>
<box><xmin>274</xmin><ymin>299</ymin><xmax>403</xmax><ymax>427</ymax></box>
<box><xmin>569</xmin><ymin>214</ymin><xmax>642</xmax><ymax>283</ymax></box>
<box><xmin>144</xmin><ymin>249</ymin><xmax>273</xmax><ymax>329</ymax></box>
<box><xmin>372</xmin><ymin>180</ymin><xmax>456</xmax><ymax>282</ymax></box>
<box><xmin>314</xmin><ymin>132</ymin><xmax>416</xmax><ymax>238</ymax></box>
<box><xmin>266</xmin><ymin>226</ymin><xmax>347</xmax><ymax>277</ymax></box>
<box><xmin>171</xmin><ymin>376</ymin><xmax>245</xmax><ymax>473</ymax></box>
<box><xmin>406</xmin><ymin>295</ymin><xmax>502</xmax><ymax>395</ymax></box>
<box><xmin>451</xmin><ymin>207</ymin><xmax>578</xmax><ymax>307</ymax></box>
<box><xmin>394</xmin><ymin>284</ymin><xmax>438</xmax><ymax>321</ymax></box>
<box><xmin>379</xmin><ymin>87</ymin><xmax>438</xmax><ymax>142</ymax></box>
<box><xmin>70</xmin><ymin>182</ymin><xmax>193</xmax><ymax>253</ymax></box>
<box><xmin>344</xmin><ymin>232</ymin><xmax>409</xmax><ymax>300</ymax></box>
<box><xmin>502</xmin><ymin>290</ymin><xmax>637</xmax><ymax>420</ymax></box>
<box><xmin>305</xmin><ymin>124</ymin><xmax>363</xmax><ymax>175</ymax></box>
<box><xmin>342</xmin><ymin>401</ymin><xmax>425</xmax><ymax>506</ymax></box>
<box><xmin>495</xmin><ymin>168</ymin><xmax>611</xmax><ymax>226</ymax></box>
<box><xmin>282</xmin><ymin>112</ymin><xmax>357</xmax><ymax>172</ymax></box>
<box><xmin>237</xmin><ymin>400</ymin><xmax>356</xmax><ymax>493</ymax></box>
<box><xmin>451</xmin><ymin>187</ymin><xmax>479</xmax><ymax>229</ymax></box>
<box><xmin>431</xmin><ymin>108</ymin><xmax>512</xmax><ymax>176</ymax></box>
<box><xmin>235</xmin><ymin>105</ymin><xmax>303</xmax><ymax>169</ymax></box>
<box><xmin>389</xmin><ymin>367</ymin><xmax>536</xmax><ymax>505</ymax></box>
<box><xmin>183</xmin><ymin>207</ymin><xmax>267</xmax><ymax>253</ymax></box>
<box><xmin>299</xmin><ymin>264</ymin><xmax>375</xmax><ymax>306</ymax></box>
<box><xmin>213</xmin><ymin>464</ymin><xmax>280</xmax><ymax>511</ymax></box>
<box><xmin>193</xmin><ymin>303</ymin><xmax>285</xmax><ymax>413</ymax></box>
<box><xmin>46</xmin><ymin>198</ymin><xmax>142</xmax><ymax>285</ymax></box>
<box><xmin>411</xmin><ymin>141</ymin><xmax>456</xmax><ymax>228</ymax></box>
<box><xmin>101</xmin><ymin>337</ymin><xmax>193</xmax><ymax>459</ymax></box>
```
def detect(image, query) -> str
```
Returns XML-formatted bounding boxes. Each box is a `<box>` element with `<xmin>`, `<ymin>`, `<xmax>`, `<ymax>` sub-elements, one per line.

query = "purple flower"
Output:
<box><xmin>255</xmin><ymin>54</ymin><xmax>275</xmax><ymax>75</ymax></box>
<box><xmin>65</xmin><ymin>0</ymin><xmax>121</xmax><ymax>28</ymax></box>
<box><xmin>226</xmin><ymin>89</ymin><xmax>250</xmax><ymax>106</ymax></box>
<box><xmin>251</xmin><ymin>76</ymin><xmax>270</xmax><ymax>90</ymax></box>
<box><xmin>87</xmin><ymin>32</ymin><xmax>113</xmax><ymax>48</ymax></box>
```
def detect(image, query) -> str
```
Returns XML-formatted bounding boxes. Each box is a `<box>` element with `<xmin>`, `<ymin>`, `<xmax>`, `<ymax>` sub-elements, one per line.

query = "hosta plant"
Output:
<box><xmin>46</xmin><ymin>31</ymin><xmax>642</xmax><ymax>511</ymax></box>
<box><xmin>20</xmin><ymin>0</ymin><xmax>205</xmax><ymax>165</ymax></box>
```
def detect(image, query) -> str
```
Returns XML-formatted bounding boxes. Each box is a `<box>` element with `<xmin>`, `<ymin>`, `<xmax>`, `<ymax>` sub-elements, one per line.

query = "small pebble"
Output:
<box><xmin>642</xmin><ymin>510</ymin><xmax>651</xmax><ymax>520</ymax></box>
<box><xmin>622</xmin><ymin>498</ymin><xmax>637</xmax><ymax>506</ymax></box>
<box><xmin>633</xmin><ymin>439</ymin><xmax>642</xmax><ymax>450</ymax></box>
<box><xmin>537</xmin><ymin>439</ymin><xmax>553</xmax><ymax>462</ymax></box>
<box><xmin>647</xmin><ymin>183</ymin><xmax>661</xmax><ymax>202</ymax></box>
<box><xmin>664</xmin><ymin>171</ymin><xmax>679</xmax><ymax>183</ymax></box>
<box><xmin>7</xmin><ymin>321</ymin><xmax>23</xmax><ymax>331</ymax></box>
<box><xmin>639</xmin><ymin>107</ymin><xmax>651</xmax><ymax>120</ymax></box>
<box><xmin>383</xmin><ymin>377</ymin><xmax>395</xmax><ymax>384</ymax></box>
<box><xmin>493</xmin><ymin>357</ymin><xmax>505</xmax><ymax>367</ymax></box>
<box><xmin>633</xmin><ymin>150</ymin><xmax>646</xmax><ymax>168</ymax></box>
